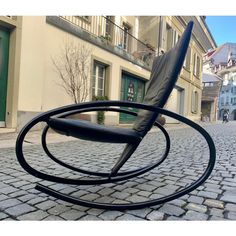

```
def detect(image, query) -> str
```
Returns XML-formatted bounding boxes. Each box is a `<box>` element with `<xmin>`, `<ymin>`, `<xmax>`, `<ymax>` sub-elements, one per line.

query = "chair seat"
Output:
<box><xmin>48</xmin><ymin>118</ymin><xmax>142</xmax><ymax>144</ymax></box>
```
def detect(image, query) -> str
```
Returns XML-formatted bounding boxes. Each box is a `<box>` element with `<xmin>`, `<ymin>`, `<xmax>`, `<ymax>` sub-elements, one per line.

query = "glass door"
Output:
<box><xmin>120</xmin><ymin>73</ymin><xmax>145</xmax><ymax>123</ymax></box>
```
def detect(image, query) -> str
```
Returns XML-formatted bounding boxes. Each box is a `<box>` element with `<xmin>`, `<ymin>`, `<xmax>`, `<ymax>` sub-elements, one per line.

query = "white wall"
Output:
<box><xmin>18</xmin><ymin>16</ymin><xmax>150</xmax><ymax>124</ymax></box>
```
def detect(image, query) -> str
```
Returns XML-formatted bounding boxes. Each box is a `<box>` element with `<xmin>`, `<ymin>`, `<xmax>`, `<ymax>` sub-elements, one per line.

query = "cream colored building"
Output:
<box><xmin>0</xmin><ymin>16</ymin><xmax>216</xmax><ymax>130</ymax></box>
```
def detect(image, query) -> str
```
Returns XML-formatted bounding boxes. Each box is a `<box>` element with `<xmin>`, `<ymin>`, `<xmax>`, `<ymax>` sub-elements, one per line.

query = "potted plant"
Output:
<box><xmin>92</xmin><ymin>95</ymin><xmax>109</xmax><ymax>124</ymax></box>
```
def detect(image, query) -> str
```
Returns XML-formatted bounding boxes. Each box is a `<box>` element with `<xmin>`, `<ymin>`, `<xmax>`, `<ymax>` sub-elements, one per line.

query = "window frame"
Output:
<box><xmin>191</xmin><ymin>90</ymin><xmax>199</xmax><ymax>114</ymax></box>
<box><xmin>193</xmin><ymin>53</ymin><xmax>201</xmax><ymax>78</ymax></box>
<box><xmin>105</xmin><ymin>16</ymin><xmax>114</xmax><ymax>42</ymax></box>
<box><xmin>196</xmin><ymin>55</ymin><xmax>201</xmax><ymax>77</ymax></box>
<box><xmin>226</xmin><ymin>96</ymin><xmax>229</xmax><ymax>105</ymax></box>
<box><xmin>166</xmin><ymin>24</ymin><xmax>172</xmax><ymax>51</ymax></box>
<box><xmin>221</xmin><ymin>97</ymin><xmax>224</xmax><ymax>106</ymax></box>
<box><xmin>122</xmin><ymin>22</ymin><xmax>131</xmax><ymax>51</ymax></box>
<box><xmin>183</xmin><ymin>47</ymin><xmax>191</xmax><ymax>71</ymax></box>
<box><xmin>92</xmin><ymin>61</ymin><xmax>107</xmax><ymax>97</ymax></box>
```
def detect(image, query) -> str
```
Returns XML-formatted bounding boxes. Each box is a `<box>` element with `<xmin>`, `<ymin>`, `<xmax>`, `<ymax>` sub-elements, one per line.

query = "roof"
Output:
<box><xmin>206</xmin><ymin>49</ymin><xmax>216</xmax><ymax>58</ymax></box>
<box><xmin>202</xmin><ymin>72</ymin><xmax>223</xmax><ymax>83</ymax></box>
<box><xmin>208</xmin><ymin>43</ymin><xmax>236</xmax><ymax>65</ymax></box>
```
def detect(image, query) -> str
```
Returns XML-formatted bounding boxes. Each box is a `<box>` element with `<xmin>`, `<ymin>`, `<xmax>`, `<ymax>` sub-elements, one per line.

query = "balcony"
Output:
<box><xmin>51</xmin><ymin>16</ymin><xmax>156</xmax><ymax>69</ymax></box>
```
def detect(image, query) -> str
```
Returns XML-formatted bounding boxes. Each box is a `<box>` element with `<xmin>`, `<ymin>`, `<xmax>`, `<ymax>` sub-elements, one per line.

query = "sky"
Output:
<box><xmin>205</xmin><ymin>16</ymin><xmax>236</xmax><ymax>47</ymax></box>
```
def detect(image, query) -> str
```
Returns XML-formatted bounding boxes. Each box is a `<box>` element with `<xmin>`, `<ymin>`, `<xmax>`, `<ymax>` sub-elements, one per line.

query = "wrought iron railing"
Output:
<box><xmin>59</xmin><ymin>16</ymin><xmax>156</xmax><ymax>67</ymax></box>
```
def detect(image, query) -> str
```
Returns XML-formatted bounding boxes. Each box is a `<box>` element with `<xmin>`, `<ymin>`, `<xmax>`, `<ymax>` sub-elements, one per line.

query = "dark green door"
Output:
<box><xmin>120</xmin><ymin>73</ymin><xmax>145</xmax><ymax>123</ymax></box>
<box><xmin>0</xmin><ymin>27</ymin><xmax>9</xmax><ymax>127</ymax></box>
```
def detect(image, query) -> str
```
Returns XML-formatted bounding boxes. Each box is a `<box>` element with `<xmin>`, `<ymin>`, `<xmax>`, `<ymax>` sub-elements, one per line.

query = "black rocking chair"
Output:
<box><xmin>16</xmin><ymin>21</ymin><xmax>216</xmax><ymax>210</ymax></box>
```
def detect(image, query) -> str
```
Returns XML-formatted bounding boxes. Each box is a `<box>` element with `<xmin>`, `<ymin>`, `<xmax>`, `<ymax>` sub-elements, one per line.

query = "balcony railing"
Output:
<box><xmin>59</xmin><ymin>16</ymin><xmax>156</xmax><ymax>67</ymax></box>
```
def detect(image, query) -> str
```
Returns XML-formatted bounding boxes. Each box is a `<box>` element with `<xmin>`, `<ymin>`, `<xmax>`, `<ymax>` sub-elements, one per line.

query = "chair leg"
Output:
<box><xmin>110</xmin><ymin>142</ymin><xmax>140</xmax><ymax>177</ymax></box>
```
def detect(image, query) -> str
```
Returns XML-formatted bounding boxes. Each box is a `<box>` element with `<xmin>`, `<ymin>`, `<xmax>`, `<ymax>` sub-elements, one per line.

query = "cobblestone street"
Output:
<box><xmin>0</xmin><ymin>121</ymin><xmax>236</xmax><ymax>221</ymax></box>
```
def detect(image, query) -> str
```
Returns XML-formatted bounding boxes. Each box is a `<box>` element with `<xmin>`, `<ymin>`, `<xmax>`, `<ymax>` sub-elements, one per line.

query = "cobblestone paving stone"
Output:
<box><xmin>1</xmin><ymin>122</ymin><xmax>236</xmax><ymax>220</ymax></box>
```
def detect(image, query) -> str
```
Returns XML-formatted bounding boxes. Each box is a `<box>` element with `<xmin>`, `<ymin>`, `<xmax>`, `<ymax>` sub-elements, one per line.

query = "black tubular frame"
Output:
<box><xmin>41</xmin><ymin>107</ymin><xmax>170</xmax><ymax>178</ymax></box>
<box><xmin>15</xmin><ymin>101</ymin><xmax>216</xmax><ymax>210</ymax></box>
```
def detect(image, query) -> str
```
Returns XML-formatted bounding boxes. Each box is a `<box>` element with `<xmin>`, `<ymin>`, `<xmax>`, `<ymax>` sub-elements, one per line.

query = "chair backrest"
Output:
<box><xmin>133</xmin><ymin>21</ymin><xmax>193</xmax><ymax>135</ymax></box>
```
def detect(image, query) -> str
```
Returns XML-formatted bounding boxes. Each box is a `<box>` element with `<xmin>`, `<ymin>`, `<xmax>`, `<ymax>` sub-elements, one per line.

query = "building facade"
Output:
<box><xmin>201</xmin><ymin>72</ymin><xmax>222</xmax><ymax>122</ymax></box>
<box><xmin>0</xmin><ymin>16</ymin><xmax>216</xmax><ymax>130</ymax></box>
<box><xmin>203</xmin><ymin>43</ymin><xmax>236</xmax><ymax>120</ymax></box>
<box><xmin>218</xmin><ymin>68</ymin><xmax>236</xmax><ymax>120</ymax></box>
<box><xmin>0</xmin><ymin>16</ymin><xmax>22</xmax><ymax>129</ymax></box>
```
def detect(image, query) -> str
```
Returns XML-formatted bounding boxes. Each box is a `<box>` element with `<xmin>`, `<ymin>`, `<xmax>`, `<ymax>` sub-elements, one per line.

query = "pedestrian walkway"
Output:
<box><xmin>0</xmin><ymin>121</ymin><xmax>236</xmax><ymax>220</ymax></box>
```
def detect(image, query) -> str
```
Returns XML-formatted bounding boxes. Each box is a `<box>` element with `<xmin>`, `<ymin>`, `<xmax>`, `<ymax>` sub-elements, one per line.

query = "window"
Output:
<box><xmin>172</xmin><ymin>30</ymin><xmax>179</xmax><ymax>46</ymax></box>
<box><xmin>221</xmin><ymin>97</ymin><xmax>224</xmax><ymax>105</ymax></box>
<box><xmin>204</xmin><ymin>82</ymin><xmax>213</xmax><ymax>87</ymax></box>
<box><xmin>92</xmin><ymin>62</ymin><xmax>107</xmax><ymax>97</ymax></box>
<box><xmin>196</xmin><ymin>56</ymin><xmax>201</xmax><ymax>77</ymax></box>
<box><xmin>233</xmin><ymin>97</ymin><xmax>236</xmax><ymax>105</ymax></box>
<box><xmin>184</xmin><ymin>48</ymin><xmax>191</xmax><ymax>70</ymax></box>
<box><xmin>105</xmin><ymin>16</ymin><xmax>114</xmax><ymax>42</ymax></box>
<box><xmin>193</xmin><ymin>53</ymin><xmax>196</xmax><ymax>75</ymax></box>
<box><xmin>226</xmin><ymin>96</ymin><xmax>229</xmax><ymax>105</ymax></box>
<box><xmin>193</xmin><ymin>53</ymin><xmax>201</xmax><ymax>78</ymax></box>
<box><xmin>166</xmin><ymin>24</ymin><xmax>172</xmax><ymax>51</ymax></box>
<box><xmin>122</xmin><ymin>23</ymin><xmax>131</xmax><ymax>51</ymax></box>
<box><xmin>191</xmin><ymin>90</ymin><xmax>199</xmax><ymax>113</ymax></box>
<box><xmin>166</xmin><ymin>24</ymin><xmax>179</xmax><ymax>51</ymax></box>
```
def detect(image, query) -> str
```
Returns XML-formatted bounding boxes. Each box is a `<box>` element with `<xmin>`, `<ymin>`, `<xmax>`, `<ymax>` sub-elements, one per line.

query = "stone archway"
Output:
<box><xmin>231</xmin><ymin>109</ymin><xmax>236</xmax><ymax>120</ymax></box>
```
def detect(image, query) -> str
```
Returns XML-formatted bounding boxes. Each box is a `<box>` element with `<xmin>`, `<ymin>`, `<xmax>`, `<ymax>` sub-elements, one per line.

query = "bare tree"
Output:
<box><xmin>52</xmin><ymin>41</ymin><xmax>92</xmax><ymax>104</ymax></box>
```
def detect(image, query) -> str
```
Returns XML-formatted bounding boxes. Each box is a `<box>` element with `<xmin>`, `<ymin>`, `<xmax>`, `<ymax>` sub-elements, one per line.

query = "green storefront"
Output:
<box><xmin>0</xmin><ymin>26</ymin><xmax>10</xmax><ymax>128</ymax></box>
<box><xmin>120</xmin><ymin>72</ymin><xmax>146</xmax><ymax>123</ymax></box>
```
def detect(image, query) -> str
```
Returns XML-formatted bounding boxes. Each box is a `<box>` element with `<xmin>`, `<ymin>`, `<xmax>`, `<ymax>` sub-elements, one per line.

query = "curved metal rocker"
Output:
<box><xmin>15</xmin><ymin>21</ymin><xmax>216</xmax><ymax>210</ymax></box>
